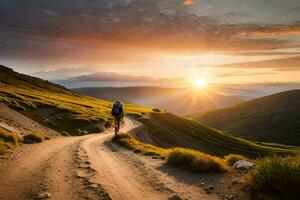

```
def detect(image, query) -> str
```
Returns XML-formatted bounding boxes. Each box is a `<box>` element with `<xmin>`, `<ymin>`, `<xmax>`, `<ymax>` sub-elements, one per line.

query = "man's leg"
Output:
<box><xmin>117</xmin><ymin>119</ymin><xmax>120</xmax><ymax>132</ymax></box>
<box><xmin>114</xmin><ymin>117</ymin><xmax>118</xmax><ymax>134</ymax></box>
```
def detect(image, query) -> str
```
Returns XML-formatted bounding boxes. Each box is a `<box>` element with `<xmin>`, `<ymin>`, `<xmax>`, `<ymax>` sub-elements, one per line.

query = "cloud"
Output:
<box><xmin>0</xmin><ymin>0</ymin><xmax>295</xmax><ymax>63</ymax></box>
<box><xmin>282</xmin><ymin>7</ymin><xmax>300</xmax><ymax>15</ymax></box>
<box><xmin>184</xmin><ymin>0</ymin><xmax>194</xmax><ymax>6</ymax></box>
<box><xmin>232</xmin><ymin>51</ymin><xmax>300</xmax><ymax>56</ymax></box>
<box><xmin>218</xmin><ymin>71</ymin><xmax>276</xmax><ymax>78</ymax></box>
<box><xmin>238</xmin><ymin>21</ymin><xmax>300</xmax><ymax>36</ymax></box>
<box><xmin>0</xmin><ymin>32</ymin><xmax>157</xmax><ymax>65</ymax></box>
<box><xmin>215</xmin><ymin>56</ymin><xmax>300</xmax><ymax>71</ymax></box>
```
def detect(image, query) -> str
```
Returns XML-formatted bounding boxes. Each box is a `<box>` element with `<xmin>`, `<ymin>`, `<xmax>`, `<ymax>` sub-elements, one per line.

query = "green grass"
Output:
<box><xmin>0</xmin><ymin>66</ymin><xmax>151</xmax><ymax>135</ymax></box>
<box><xmin>250</xmin><ymin>156</ymin><xmax>300</xmax><ymax>200</ymax></box>
<box><xmin>167</xmin><ymin>148</ymin><xmax>229</xmax><ymax>173</ymax></box>
<box><xmin>224</xmin><ymin>154</ymin><xmax>249</xmax><ymax>166</ymax></box>
<box><xmin>137</xmin><ymin>113</ymin><xmax>297</xmax><ymax>157</ymax></box>
<box><xmin>112</xmin><ymin>132</ymin><xmax>169</xmax><ymax>158</ymax></box>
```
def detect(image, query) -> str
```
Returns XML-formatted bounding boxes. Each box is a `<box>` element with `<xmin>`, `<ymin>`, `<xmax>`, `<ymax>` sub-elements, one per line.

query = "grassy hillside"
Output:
<box><xmin>197</xmin><ymin>90</ymin><xmax>300</xmax><ymax>146</ymax></box>
<box><xmin>133</xmin><ymin>113</ymin><xmax>297</xmax><ymax>157</ymax></box>
<box><xmin>0</xmin><ymin>65</ymin><xmax>150</xmax><ymax>135</ymax></box>
<box><xmin>74</xmin><ymin>87</ymin><xmax>242</xmax><ymax>115</ymax></box>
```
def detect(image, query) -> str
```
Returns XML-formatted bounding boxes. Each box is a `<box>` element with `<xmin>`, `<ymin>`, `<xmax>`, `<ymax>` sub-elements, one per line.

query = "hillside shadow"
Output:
<box><xmin>156</xmin><ymin>163</ymin><xmax>226</xmax><ymax>185</ymax></box>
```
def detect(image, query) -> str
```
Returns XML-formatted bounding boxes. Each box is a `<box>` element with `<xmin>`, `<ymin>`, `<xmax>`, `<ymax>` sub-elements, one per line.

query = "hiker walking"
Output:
<box><xmin>111</xmin><ymin>101</ymin><xmax>124</xmax><ymax>134</ymax></box>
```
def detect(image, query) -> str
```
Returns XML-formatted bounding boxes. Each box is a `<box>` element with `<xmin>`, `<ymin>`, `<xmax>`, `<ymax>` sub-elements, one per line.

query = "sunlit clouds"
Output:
<box><xmin>0</xmin><ymin>0</ymin><xmax>299</xmax><ymax>85</ymax></box>
<box><xmin>184</xmin><ymin>0</ymin><xmax>194</xmax><ymax>6</ymax></box>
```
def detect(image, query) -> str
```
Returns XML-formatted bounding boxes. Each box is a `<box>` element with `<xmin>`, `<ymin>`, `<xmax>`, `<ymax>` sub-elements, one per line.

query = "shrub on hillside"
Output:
<box><xmin>112</xmin><ymin>132</ymin><xmax>132</xmax><ymax>148</ymax></box>
<box><xmin>0</xmin><ymin>128</ymin><xmax>21</xmax><ymax>154</ymax></box>
<box><xmin>167</xmin><ymin>148</ymin><xmax>229</xmax><ymax>173</ymax></box>
<box><xmin>0</xmin><ymin>142</ymin><xmax>8</xmax><ymax>155</ymax></box>
<box><xmin>23</xmin><ymin>133</ymin><xmax>46</xmax><ymax>143</ymax></box>
<box><xmin>224</xmin><ymin>154</ymin><xmax>249</xmax><ymax>166</ymax></box>
<box><xmin>0</xmin><ymin>128</ymin><xmax>20</xmax><ymax>146</ymax></box>
<box><xmin>152</xmin><ymin>108</ymin><xmax>161</xmax><ymax>112</ymax></box>
<box><xmin>250</xmin><ymin>156</ymin><xmax>300</xmax><ymax>200</ymax></box>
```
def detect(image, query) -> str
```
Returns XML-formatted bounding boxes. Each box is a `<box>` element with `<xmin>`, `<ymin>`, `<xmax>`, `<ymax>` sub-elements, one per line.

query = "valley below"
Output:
<box><xmin>1</xmin><ymin>66</ymin><xmax>300</xmax><ymax>200</ymax></box>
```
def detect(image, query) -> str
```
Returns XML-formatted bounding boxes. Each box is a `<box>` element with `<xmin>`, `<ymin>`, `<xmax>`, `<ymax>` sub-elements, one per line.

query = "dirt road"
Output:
<box><xmin>0</xmin><ymin>118</ymin><xmax>219</xmax><ymax>200</ymax></box>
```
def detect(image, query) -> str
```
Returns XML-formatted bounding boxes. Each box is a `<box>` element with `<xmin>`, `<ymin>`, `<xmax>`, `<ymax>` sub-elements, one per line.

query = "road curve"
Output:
<box><xmin>81</xmin><ymin>118</ymin><xmax>219</xmax><ymax>200</ymax></box>
<box><xmin>0</xmin><ymin>118</ymin><xmax>219</xmax><ymax>200</ymax></box>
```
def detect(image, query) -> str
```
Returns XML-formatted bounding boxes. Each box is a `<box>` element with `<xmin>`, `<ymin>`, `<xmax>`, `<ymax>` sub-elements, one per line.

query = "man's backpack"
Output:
<box><xmin>112</xmin><ymin>102</ymin><xmax>122</xmax><ymax>116</ymax></box>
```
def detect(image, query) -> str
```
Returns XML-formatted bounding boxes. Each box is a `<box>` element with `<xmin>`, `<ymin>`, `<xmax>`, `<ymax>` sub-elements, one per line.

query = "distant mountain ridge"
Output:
<box><xmin>0</xmin><ymin>65</ymin><xmax>73</xmax><ymax>95</ymax></box>
<box><xmin>197</xmin><ymin>90</ymin><xmax>300</xmax><ymax>145</ymax></box>
<box><xmin>74</xmin><ymin>87</ymin><xmax>243</xmax><ymax>115</ymax></box>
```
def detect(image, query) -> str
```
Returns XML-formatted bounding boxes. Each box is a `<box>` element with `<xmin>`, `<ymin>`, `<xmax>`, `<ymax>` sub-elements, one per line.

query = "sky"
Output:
<box><xmin>0</xmin><ymin>0</ymin><xmax>300</xmax><ymax>86</ymax></box>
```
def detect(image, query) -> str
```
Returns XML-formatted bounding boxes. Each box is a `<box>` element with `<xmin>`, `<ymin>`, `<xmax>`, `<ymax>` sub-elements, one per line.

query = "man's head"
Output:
<box><xmin>115</xmin><ymin>100</ymin><xmax>122</xmax><ymax>104</ymax></box>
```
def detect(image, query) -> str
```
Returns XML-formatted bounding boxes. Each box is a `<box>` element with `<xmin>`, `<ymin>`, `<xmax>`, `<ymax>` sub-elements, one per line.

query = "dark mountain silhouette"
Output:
<box><xmin>197</xmin><ymin>90</ymin><xmax>300</xmax><ymax>145</ymax></box>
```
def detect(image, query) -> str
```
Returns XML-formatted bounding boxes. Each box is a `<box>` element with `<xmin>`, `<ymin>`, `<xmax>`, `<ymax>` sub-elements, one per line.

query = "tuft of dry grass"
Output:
<box><xmin>113</xmin><ymin>133</ymin><xmax>230</xmax><ymax>173</ymax></box>
<box><xmin>0</xmin><ymin>127</ymin><xmax>20</xmax><ymax>146</ymax></box>
<box><xmin>22</xmin><ymin>133</ymin><xmax>49</xmax><ymax>144</ymax></box>
<box><xmin>0</xmin><ymin>127</ymin><xmax>20</xmax><ymax>154</ymax></box>
<box><xmin>0</xmin><ymin>142</ymin><xmax>9</xmax><ymax>155</ymax></box>
<box><xmin>112</xmin><ymin>132</ymin><xmax>169</xmax><ymax>158</ymax></box>
<box><xmin>167</xmin><ymin>148</ymin><xmax>230</xmax><ymax>173</ymax></box>
<box><xmin>224</xmin><ymin>154</ymin><xmax>249</xmax><ymax>166</ymax></box>
<box><xmin>250</xmin><ymin>156</ymin><xmax>300</xmax><ymax>200</ymax></box>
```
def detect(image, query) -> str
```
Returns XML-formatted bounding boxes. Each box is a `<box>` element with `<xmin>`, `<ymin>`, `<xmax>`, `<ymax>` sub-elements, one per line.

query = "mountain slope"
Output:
<box><xmin>74</xmin><ymin>87</ymin><xmax>243</xmax><ymax>115</ymax></box>
<box><xmin>0</xmin><ymin>103</ymin><xmax>60</xmax><ymax>137</ymax></box>
<box><xmin>196</xmin><ymin>90</ymin><xmax>300</xmax><ymax>145</ymax></box>
<box><xmin>130</xmin><ymin>113</ymin><xmax>297</xmax><ymax>157</ymax></box>
<box><xmin>0</xmin><ymin>65</ymin><xmax>150</xmax><ymax>135</ymax></box>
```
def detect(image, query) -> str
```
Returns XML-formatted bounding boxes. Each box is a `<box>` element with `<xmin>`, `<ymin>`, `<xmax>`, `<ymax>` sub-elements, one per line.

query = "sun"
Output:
<box><xmin>194</xmin><ymin>79</ymin><xmax>207</xmax><ymax>89</ymax></box>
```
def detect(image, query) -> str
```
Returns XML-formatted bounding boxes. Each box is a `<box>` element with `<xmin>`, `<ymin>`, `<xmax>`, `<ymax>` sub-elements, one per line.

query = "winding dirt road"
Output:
<box><xmin>0</xmin><ymin>118</ymin><xmax>219</xmax><ymax>200</ymax></box>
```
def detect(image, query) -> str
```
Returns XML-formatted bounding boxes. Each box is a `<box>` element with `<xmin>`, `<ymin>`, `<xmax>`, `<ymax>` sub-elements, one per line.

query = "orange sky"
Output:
<box><xmin>0</xmin><ymin>0</ymin><xmax>300</xmax><ymax>85</ymax></box>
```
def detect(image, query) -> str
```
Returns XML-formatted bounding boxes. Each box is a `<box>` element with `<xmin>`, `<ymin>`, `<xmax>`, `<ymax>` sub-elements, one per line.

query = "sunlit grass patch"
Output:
<box><xmin>23</xmin><ymin>133</ymin><xmax>49</xmax><ymax>144</ymax></box>
<box><xmin>0</xmin><ymin>142</ymin><xmax>10</xmax><ymax>155</ymax></box>
<box><xmin>168</xmin><ymin>148</ymin><xmax>230</xmax><ymax>173</ymax></box>
<box><xmin>0</xmin><ymin>66</ymin><xmax>151</xmax><ymax>135</ymax></box>
<box><xmin>0</xmin><ymin>127</ymin><xmax>20</xmax><ymax>154</ymax></box>
<box><xmin>250</xmin><ymin>156</ymin><xmax>300</xmax><ymax>200</ymax></box>
<box><xmin>112</xmin><ymin>132</ymin><xmax>169</xmax><ymax>158</ymax></box>
<box><xmin>0</xmin><ymin>127</ymin><xmax>20</xmax><ymax>146</ymax></box>
<box><xmin>0</xmin><ymin>83</ymin><xmax>151</xmax><ymax>135</ymax></box>
<box><xmin>224</xmin><ymin>154</ymin><xmax>249</xmax><ymax>166</ymax></box>
<box><xmin>113</xmin><ymin>133</ymin><xmax>229</xmax><ymax>173</ymax></box>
